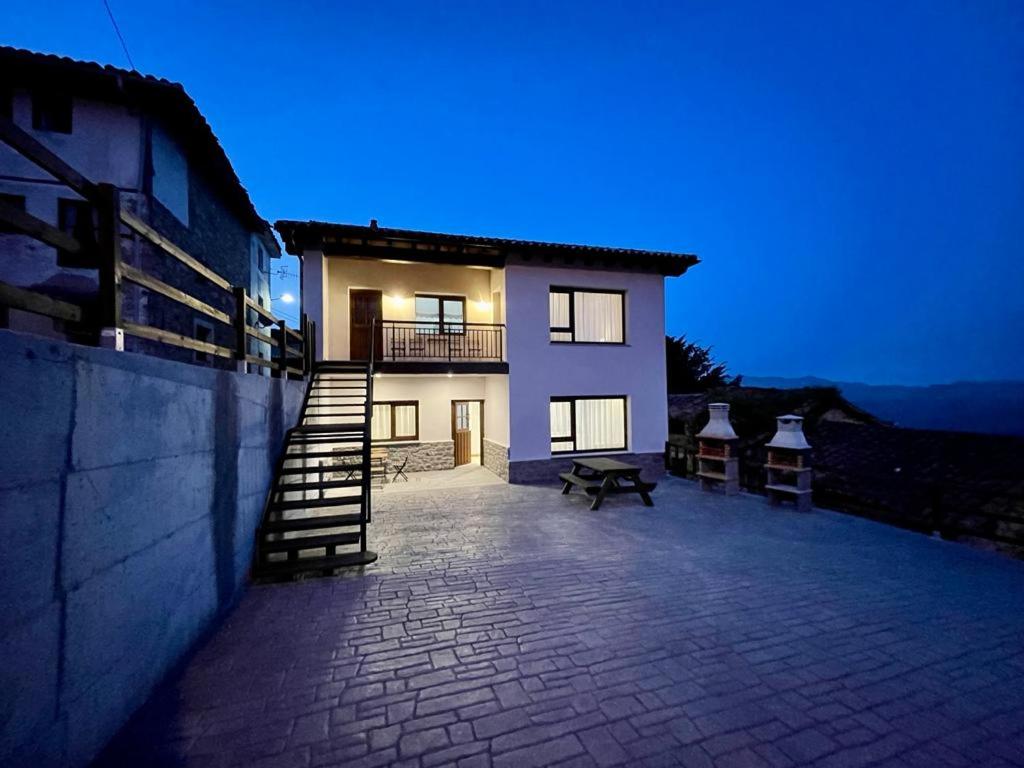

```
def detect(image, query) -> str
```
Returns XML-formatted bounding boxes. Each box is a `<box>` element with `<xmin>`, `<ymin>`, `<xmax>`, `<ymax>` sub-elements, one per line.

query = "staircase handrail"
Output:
<box><xmin>363</xmin><ymin>316</ymin><xmax>376</xmax><ymax>525</ymax></box>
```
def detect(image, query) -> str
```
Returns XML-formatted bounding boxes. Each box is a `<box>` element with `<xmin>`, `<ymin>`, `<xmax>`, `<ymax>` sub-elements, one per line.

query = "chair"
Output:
<box><xmin>391</xmin><ymin>456</ymin><xmax>409</xmax><ymax>482</ymax></box>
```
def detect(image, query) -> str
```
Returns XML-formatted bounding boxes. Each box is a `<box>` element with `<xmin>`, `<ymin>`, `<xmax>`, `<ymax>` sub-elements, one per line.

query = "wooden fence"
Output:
<box><xmin>0</xmin><ymin>116</ymin><xmax>312</xmax><ymax>377</ymax></box>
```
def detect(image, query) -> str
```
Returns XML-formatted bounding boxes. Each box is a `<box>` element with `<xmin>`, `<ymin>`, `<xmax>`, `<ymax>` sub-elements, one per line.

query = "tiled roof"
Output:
<box><xmin>275</xmin><ymin>220</ymin><xmax>699</xmax><ymax>276</ymax></box>
<box><xmin>0</xmin><ymin>46</ymin><xmax>276</xmax><ymax>246</ymax></box>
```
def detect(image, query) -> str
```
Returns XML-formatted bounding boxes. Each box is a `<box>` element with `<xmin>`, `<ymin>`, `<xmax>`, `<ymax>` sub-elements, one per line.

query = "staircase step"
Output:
<box><xmin>276</xmin><ymin>478</ymin><xmax>363</xmax><ymax>493</ymax></box>
<box><xmin>278</xmin><ymin>463</ymin><xmax>361</xmax><ymax>475</ymax></box>
<box><xmin>256</xmin><ymin>549</ymin><xmax>378</xmax><ymax>577</ymax></box>
<box><xmin>260</xmin><ymin>531</ymin><xmax>362</xmax><ymax>553</ymax></box>
<box><xmin>272</xmin><ymin>495</ymin><xmax>362</xmax><ymax>512</ymax></box>
<box><xmin>283</xmin><ymin>449</ymin><xmax>364</xmax><ymax>460</ymax></box>
<box><xmin>263</xmin><ymin>512</ymin><xmax>363</xmax><ymax>532</ymax></box>
<box><xmin>294</xmin><ymin>424</ymin><xmax>367</xmax><ymax>434</ymax></box>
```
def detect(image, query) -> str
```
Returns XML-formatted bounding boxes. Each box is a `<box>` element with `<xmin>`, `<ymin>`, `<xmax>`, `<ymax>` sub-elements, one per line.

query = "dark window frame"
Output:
<box><xmin>372</xmin><ymin>400</ymin><xmax>419</xmax><ymax>442</ymax></box>
<box><xmin>0</xmin><ymin>87</ymin><xmax>13</xmax><ymax>121</ymax></box>
<box><xmin>548</xmin><ymin>286</ymin><xmax>626</xmax><ymax>344</ymax></box>
<box><xmin>414</xmin><ymin>293</ymin><xmax>466</xmax><ymax>335</ymax></box>
<box><xmin>550</xmin><ymin>395</ymin><xmax>628</xmax><ymax>455</ymax></box>
<box><xmin>32</xmin><ymin>91</ymin><xmax>73</xmax><ymax>134</ymax></box>
<box><xmin>193</xmin><ymin>318</ymin><xmax>215</xmax><ymax>364</ymax></box>
<box><xmin>56</xmin><ymin>197</ymin><xmax>95</xmax><ymax>267</ymax></box>
<box><xmin>0</xmin><ymin>193</ymin><xmax>26</xmax><ymax>234</ymax></box>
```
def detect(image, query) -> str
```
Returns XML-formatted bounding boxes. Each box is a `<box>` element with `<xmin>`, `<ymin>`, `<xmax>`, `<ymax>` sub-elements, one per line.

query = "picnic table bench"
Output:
<box><xmin>559</xmin><ymin>456</ymin><xmax>656</xmax><ymax>510</ymax></box>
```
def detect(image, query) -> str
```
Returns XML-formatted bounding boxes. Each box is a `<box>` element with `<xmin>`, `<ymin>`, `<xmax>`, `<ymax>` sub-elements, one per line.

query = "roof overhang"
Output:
<box><xmin>275</xmin><ymin>220</ymin><xmax>699</xmax><ymax>277</ymax></box>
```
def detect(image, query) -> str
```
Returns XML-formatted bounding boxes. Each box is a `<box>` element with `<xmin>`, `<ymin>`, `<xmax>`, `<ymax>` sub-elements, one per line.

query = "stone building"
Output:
<box><xmin>0</xmin><ymin>46</ymin><xmax>279</xmax><ymax>366</ymax></box>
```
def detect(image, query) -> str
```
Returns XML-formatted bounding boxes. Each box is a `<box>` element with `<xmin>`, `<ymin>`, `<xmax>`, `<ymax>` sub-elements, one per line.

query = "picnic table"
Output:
<box><xmin>559</xmin><ymin>456</ymin><xmax>656</xmax><ymax>510</ymax></box>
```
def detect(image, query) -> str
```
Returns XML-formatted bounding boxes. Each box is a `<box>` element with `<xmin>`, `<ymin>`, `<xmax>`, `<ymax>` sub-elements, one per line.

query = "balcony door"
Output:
<box><xmin>350</xmin><ymin>289</ymin><xmax>382</xmax><ymax>361</ymax></box>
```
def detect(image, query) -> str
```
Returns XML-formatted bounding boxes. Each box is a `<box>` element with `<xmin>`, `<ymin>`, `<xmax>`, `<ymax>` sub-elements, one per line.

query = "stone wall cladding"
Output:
<box><xmin>0</xmin><ymin>330</ymin><xmax>304</xmax><ymax>768</ymax></box>
<box><xmin>509</xmin><ymin>451</ymin><xmax>666</xmax><ymax>485</ymax></box>
<box><xmin>482</xmin><ymin>438</ymin><xmax>510</xmax><ymax>481</ymax></box>
<box><xmin>379</xmin><ymin>441</ymin><xmax>455</xmax><ymax>472</ymax></box>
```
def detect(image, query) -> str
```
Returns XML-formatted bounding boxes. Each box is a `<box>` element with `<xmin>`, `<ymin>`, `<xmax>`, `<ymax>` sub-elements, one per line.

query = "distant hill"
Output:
<box><xmin>742</xmin><ymin>377</ymin><xmax>1024</xmax><ymax>437</ymax></box>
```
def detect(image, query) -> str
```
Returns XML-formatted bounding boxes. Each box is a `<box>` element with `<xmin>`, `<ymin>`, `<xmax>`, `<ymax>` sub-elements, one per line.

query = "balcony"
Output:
<box><xmin>378</xmin><ymin>320</ymin><xmax>507</xmax><ymax>373</ymax></box>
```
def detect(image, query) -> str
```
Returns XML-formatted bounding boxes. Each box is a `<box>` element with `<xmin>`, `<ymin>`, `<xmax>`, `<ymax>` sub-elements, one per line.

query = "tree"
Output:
<box><xmin>665</xmin><ymin>335</ymin><xmax>733</xmax><ymax>392</ymax></box>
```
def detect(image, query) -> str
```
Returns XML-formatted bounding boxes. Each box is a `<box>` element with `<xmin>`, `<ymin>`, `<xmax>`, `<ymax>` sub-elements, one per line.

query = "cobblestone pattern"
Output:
<box><xmin>97</xmin><ymin>478</ymin><xmax>1024</xmax><ymax>768</ymax></box>
<box><xmin>509</xmin><ymin>451</ymin><xmax>666</xmax><ymax>485</ymax></box>
<box><xmin>481</xmin><ymin>439</ymin><xmax>509</xmax><ymax>481</ymax></box>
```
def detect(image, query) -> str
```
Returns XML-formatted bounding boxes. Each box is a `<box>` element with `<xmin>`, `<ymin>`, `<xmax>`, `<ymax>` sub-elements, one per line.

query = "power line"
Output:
<box><xmin>101</xmin><ymin>0</ymin><xmax>136</xmax><ymax>71</ymax></box>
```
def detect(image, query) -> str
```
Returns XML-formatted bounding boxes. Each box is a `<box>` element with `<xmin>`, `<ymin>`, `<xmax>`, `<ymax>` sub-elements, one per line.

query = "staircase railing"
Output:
<box><xmin>362</xmin><ymin>317</ymin><xmax>377</xmax><ymax>534</ymax></box>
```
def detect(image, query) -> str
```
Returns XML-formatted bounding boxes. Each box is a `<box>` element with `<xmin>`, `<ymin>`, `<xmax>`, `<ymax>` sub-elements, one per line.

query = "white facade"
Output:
<box><xmin>300</xmin><ymin>245</ymin><xmax>677</xmax><ymax>482</ymax></box>
<box><xmin>504</xmin><ymin>263</ymin><xmax>668</xmax><ymax>462</ymax></box>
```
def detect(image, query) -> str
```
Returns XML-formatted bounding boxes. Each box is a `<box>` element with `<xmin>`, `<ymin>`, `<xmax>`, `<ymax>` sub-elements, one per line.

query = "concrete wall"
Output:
<box><xmin>504</xmin><ymin>264</ymin><xmax>669</xmax><ymax>462</ymax></box>
<box><xmin>0</xmin><ymin>331</ymin><xmax>304</xmax><ymax>768</ymax></box>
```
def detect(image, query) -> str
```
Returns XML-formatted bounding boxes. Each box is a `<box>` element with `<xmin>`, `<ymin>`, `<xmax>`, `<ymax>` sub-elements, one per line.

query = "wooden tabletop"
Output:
<box><xmin>571</xmin><ymin>457</ymin><xmax>640</xmax><ymax>474</ymax></box>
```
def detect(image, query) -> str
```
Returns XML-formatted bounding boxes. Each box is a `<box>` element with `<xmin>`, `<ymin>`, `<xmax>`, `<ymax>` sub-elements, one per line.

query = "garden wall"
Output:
<box><xmin>0</xmin><ymin>330</ymin><xmax>305</xmax><ymax>767</ymax></box>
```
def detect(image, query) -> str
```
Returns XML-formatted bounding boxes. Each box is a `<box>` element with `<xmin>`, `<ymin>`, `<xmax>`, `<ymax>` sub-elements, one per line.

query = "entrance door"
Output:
<box><xmin>452</xmin><ymin>400</ymin><xmax>484</xmax><ymax>466</ymax></box>
<box><xmin>350</xmin><ymin>289</ymin><xmax>383</xmax><ymax>360</ymax></box>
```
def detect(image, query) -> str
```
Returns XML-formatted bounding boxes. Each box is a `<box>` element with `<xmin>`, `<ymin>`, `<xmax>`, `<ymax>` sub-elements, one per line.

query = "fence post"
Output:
<box><xmin>273</xmin><ymin>321</ymin><xmax>287</xmax><ymax>378</ymax></box>
<box><xmin>301</xmin><ymin>312</ymin><xmax>310</xmax><ymax>376</ymax></box>
<box><xmin>233</xmin><ymin>286</ymin><xmax>248</xmax><ymax>373</ymax></box>
<box><xmin>95</xmin><ymin>183</ymin><xmax>123</xmax><ymax>349</ymax></box>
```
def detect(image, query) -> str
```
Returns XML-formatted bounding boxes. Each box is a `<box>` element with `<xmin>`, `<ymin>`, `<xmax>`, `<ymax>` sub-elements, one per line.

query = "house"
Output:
<box><xmin>0</xmin><ymin>46</ymin><xmax>280</xmax><ymax>365</ymax></box>
<box><xmin>275</xmin><ymin>219</ymin><xmax>697</xmax><ymax>482</ymax></box>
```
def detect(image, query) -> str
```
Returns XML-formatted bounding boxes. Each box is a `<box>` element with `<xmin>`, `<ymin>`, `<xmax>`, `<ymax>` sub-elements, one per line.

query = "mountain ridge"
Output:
<box><xmin>741</xmin><ymin>376</ymin><xmax>1024</xmax><ymax>437</ymax></box>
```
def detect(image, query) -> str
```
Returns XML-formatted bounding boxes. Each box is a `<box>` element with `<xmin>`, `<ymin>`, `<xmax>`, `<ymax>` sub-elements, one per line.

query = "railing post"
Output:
<box><xmin>233</xmin><ymin>286</ymin><xmax>247</xmax><ymax>373</ymax></box>
<box><xmin>301</xmin><ymin>312</ymin><xmax>311</xmax><ymax>376</ymax></box>
<box><xmin>273</xmin><ymin>321</ymin><xmax>287</xmax><ymax>378</ymax></box>
<box><xmin>95</xmin><ymin>183</ymin><xmax>123</xmax><ymax>349</ymax></box>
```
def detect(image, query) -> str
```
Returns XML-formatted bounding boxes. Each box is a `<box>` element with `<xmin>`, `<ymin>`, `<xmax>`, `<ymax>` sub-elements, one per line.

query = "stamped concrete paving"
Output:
<box><xmin>99</xmin><ymin>477</ymin><xmax>1024</xmax><ymax>767</ymax></box>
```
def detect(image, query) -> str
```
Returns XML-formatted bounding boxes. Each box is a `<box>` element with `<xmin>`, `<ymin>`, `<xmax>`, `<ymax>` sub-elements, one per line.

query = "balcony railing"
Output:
<box><xmin>381</xmin><ymin>321</ymin><xmax>505</xmax><ymax>362</ymax></box>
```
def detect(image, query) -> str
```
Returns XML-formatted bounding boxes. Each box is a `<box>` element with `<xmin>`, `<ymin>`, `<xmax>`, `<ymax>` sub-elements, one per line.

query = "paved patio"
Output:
<box><xmin>98</xmin><ymin>477</ymin><xmax>1024</xmax><ymax>767</ymax></box>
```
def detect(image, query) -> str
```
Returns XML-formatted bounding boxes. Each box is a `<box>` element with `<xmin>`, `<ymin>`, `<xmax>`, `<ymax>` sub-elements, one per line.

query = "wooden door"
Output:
<box><xmin>452</xmin><ymin>401</ymin><xmax>472</xmax><ymax>466</ymax></box>
<box><xmin>350</xmin><ymin>290</ymin><xmax>382</xmax><ymax>360</ymax></box>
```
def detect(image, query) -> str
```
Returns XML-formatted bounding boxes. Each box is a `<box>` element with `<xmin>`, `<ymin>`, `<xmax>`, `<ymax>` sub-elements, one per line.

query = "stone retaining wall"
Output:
<box><xmin>482</xmin><ymin>439</ymin><xmax>510</xmax><ymax>480</ymax></box>
<box><xmin>377</xmin><ymin>440</ymin><xmax>455</xmax><ymax>472</ymax></box>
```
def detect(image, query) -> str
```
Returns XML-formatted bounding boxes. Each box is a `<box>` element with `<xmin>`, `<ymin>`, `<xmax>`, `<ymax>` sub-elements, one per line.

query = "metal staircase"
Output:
<box><xmin>254</xmin><ymin>336</ymin><xmax>378</xmax><ymax>578</ymax></box>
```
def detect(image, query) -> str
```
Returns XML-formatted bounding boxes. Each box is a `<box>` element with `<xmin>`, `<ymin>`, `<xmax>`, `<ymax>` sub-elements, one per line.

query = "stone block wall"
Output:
<box><xmin>509</xmin><ymin>451</ymin><xmax>666</xmax><ymax>485</ymax></box>
<box><xmin>0</xmin><ymin>330</ymin><xmax>304</xmax><ymax>768</ymax></box>
<box><xmin>377</xmin><ymin>440</ymin><xmax>455</xmax><ymax>472</ymax></box>
<box><xmin>482</xmin><ymin>438</ymin><xmax>510</xmax><ymax>480</ymax></box>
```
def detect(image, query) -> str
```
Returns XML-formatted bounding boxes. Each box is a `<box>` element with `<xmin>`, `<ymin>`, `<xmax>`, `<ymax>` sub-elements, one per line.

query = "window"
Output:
<box><xmin>0</xmin><ymin>193</ymin><xmax>26</xmax><ymax>234</ymax></box>
<box><xmin>415</xmin><ymin>294</ymin><xmax>465</xmax><ymax>334</ymax></box>
<box><xmin>550</xmin><ymin>396</ymin><xmax>627</xmax><ymax>454</ymax></box>
<box><xmin>56</xmin><ymin>198</ymin><xmax>95</xmax><ymax>267</ymax></box>
<box><xmin>371</xmin><ymin>401</ymin><xmax>418</xmax><ymax>441</ymax></box>
<box><xmin>549</xmin><ymin>288</ymin><xmax>624</xmax><ymax>343</ymax></box>
<box><xmin>194</xmin><ymin>319</ymin><xmax>215</xmax><ymax>363</ymax></box>
<box><xmin>32</xmin><ymin>91</ymin><xmax>72</xmax><ymax>133</ymax></box>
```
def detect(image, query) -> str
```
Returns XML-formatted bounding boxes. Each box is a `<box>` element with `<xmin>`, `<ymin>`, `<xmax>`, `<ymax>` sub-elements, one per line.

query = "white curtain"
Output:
<box><xmin>575</xmin><ymin>398</ymin><xmax>626</xmax><ymax>450</ymax></box>
<box><xmin>371</xmin><ymin>404</ymin><xmax>391</xmax><ymax>440</ymax></box>
<box><xmin>574</xmin><ymin>292</ymin><xmax>623</xmax><ymax>343</ymax></box>
<box><xmin>394</xmin><ymin>405</ymin><xmax>417</xmax><ymax>437</ymax></box>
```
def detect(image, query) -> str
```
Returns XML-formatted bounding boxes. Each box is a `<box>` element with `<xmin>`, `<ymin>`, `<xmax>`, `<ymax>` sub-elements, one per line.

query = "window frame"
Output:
<box><xmin>193</xmin><ymin>318</ymin><xmax>215</xmax><ymax>364</ymax></box>
<box><xmin>56</xmin><ymin>197</ymin><xmax>95</xmax><ymax>268</ymax></box>
<box><xmin>372</xmin><ymin>400</ymin><xmax>419</xmax><ymax>442</ymax></box>
<box><xmin>0</xmin><ymin>193</ymin><xmax>26</xmax><ymax>234</ymax></box>
<box><xmin>414</xmin><ymin>293</ymin><xmax>466</xmax><ymax>335</ymax></box>
<box><xmin>548</xmin><ymin>286</ymin><xmax>626</xmax><ymax>344</ymax></box>
<box><xmin>550</xmin><ymin>395</ymin><xmax>628</xmax><ymax>455</ymax></box>
<box><xmin>32</xmin><ymin>91</ymin><xmax>73</xmax><ymax>134</ymax></box>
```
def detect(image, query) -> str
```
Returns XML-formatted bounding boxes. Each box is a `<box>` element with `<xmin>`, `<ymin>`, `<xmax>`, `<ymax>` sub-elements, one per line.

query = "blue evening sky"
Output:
<box><xmin>3</xmin><ymin>1</ymin><xmax>1022</xmax><ymax>385</ymax></box>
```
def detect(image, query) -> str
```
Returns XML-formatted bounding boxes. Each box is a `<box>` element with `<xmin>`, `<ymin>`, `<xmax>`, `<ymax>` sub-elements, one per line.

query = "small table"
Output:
<box><xmin>559</xmin><ymin>457</ymin><xmax>656</xmax><ymax>511</ymax></box>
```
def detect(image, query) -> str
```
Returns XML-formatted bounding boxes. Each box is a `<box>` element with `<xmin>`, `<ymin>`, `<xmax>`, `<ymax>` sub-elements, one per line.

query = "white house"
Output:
<box><xmin>275</xmin><ymin>220</ymin><xmax>697</xmax><ymax>483</ymax></box>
